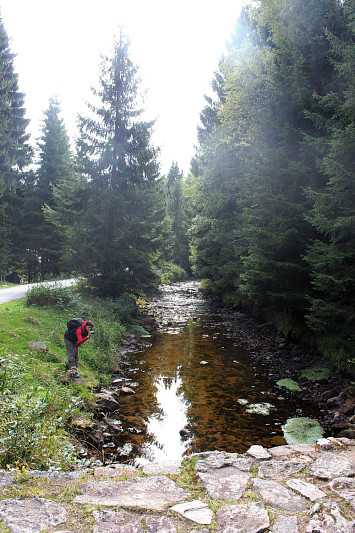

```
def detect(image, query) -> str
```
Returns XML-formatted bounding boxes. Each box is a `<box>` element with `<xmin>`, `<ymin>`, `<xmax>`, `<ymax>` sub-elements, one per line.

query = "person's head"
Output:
<box><xmin>85</xmin><ymin>320</ymin><xmax>94</xmax><ymax>331</ymax></box>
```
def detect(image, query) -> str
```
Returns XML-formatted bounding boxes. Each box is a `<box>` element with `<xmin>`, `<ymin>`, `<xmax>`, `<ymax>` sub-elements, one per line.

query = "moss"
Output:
<box><xmin>282</xmin><ymin>417</ymin><xmax>324</xmax><ymax>445</ymax></box>
<box><xmin>301</xmin><ymin>367</ymin><xmax>332</xmax><ymax>381</ymax></box>
<box><xmin>276</xmin><ymin>378</ymin><xmax>302</xmax><ymax>391</ymax></box>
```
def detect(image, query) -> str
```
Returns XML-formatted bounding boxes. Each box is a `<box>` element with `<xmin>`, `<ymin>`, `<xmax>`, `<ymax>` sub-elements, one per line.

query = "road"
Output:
<box><xmin>0</xmin><ymin>279</ymin><xmax>77</xmax><ymax>305</ymax></box>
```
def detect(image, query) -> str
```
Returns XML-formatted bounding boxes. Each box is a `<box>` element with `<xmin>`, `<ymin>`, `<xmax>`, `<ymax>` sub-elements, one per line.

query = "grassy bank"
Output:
<box><xmin>0</xmin><ymin>282</ymin><xmax>143</xmax><ymax>471</ymax></box>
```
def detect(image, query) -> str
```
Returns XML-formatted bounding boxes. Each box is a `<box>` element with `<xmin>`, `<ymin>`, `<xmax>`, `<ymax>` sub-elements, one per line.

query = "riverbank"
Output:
<box><xmin>1</xmin><ymin>438</ymin><xmax>355</xmax><ymax>532</ymax></box>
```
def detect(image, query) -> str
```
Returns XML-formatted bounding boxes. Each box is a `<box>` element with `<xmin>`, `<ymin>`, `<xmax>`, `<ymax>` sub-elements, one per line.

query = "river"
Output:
<box><xmin>108</xmin><ymin>280</ymin><xmax>328</xmax><ymax>466</ymax></box>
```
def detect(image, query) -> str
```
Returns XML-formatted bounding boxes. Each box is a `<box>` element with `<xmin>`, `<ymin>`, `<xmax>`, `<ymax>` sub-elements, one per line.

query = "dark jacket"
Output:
<box><xmin>64</xmin><ymin>320</ymin><xmax>89</xmax><ymax>348</ymax></box>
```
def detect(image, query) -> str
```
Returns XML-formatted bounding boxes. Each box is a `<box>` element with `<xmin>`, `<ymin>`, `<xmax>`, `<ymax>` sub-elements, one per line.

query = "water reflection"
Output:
<box><xmin>111</xmin><ymin>281</ymin><xmax>327</xmax><ymax>465</ymax></box>
<box><xmin>137</xmin><ymin>377</ymin><xmax>188</xmax><ymax>465</ymax></box>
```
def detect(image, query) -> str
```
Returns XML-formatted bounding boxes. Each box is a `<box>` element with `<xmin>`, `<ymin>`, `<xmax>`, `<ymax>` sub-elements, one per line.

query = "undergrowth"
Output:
<box><xmin>0</xmin><ymin>282</ymin><xmax>143</xmax><ymax>470</ymax></box>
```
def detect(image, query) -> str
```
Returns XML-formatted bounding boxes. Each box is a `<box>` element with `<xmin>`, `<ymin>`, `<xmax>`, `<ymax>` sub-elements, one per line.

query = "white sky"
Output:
<box><xmin>0</xmin><ymin>0</ymin><xmax>244</xmax><ymax>175</ymax></box>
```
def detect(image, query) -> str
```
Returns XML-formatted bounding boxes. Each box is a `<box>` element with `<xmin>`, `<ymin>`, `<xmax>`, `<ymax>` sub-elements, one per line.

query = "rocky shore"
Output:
<box><xmin>1</xmin><ymin>438</ymin><xmax>355</xmax><ymax>532</ymax></box>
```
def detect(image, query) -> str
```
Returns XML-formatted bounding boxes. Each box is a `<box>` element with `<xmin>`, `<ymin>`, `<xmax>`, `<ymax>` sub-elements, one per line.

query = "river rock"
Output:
<box><xmin>305</xmin><ymin>501</ymin><xmax>355</xmax><ymax>533</ymax></box>
<box><xmin>93</xmin><ymin>510</ymin><xmax>177</xmax><ymax>533</ymax></box>
<box><xmin>0</xmin><ymin>471</ymin><xmax>14</xmax><ymax>488</ymax></box>
<box><xmin>329</xmin><ymin>476</ymin><xmax>355</xmax><ymax>507</ymax></box>
<box><xmin>95</xmin><ymin>392</ymin><xmax>120</xmax><ymax>411</ymax></box>
<box><xmin>194</xmin><ymin>450</ymin><xmax>254</xmax><ymax>471</ymax></box>
<box><xmin>143</xmin><ymin>460</ymin><xmax>182</xmax><ymax>474</ymax></box>
<box><xmin>258</xmin><ymin>455</ymin><xmax>312</xmax><ymax>480</ymax></box>
<box><xmin>252</xmin><ymin>478</ymin><xmax>307</xmax><ymax>512</ymax></box>
<box><xmin>217</xmin><ymin>502</ymin><xmax>270</xmax><ymax>533</ymax></box>
<box><xmin>120</xmin><ymin>386</ymin><xmax>135</xmax><ymax>395</ymax></box>
<box><xmin>93</xmin><ymin>464</ymin><xmax>139</xmax><ymax>479</ymax></box>
<box><xmin>74</xmin><ymin>475</ymin><xmax>190</xmax><ymax>510</ymax></box>
<box><xmin>170</xmin><ymin>500</ymin><xmax>213</xmax><ymax>524</ymax></box>
<box><xmin>286</xmin><ymin>478</ymin><xmax>326</xmax><ymax>501</ymax></box>
<box><xmin>29</xmin><ymin>341</ymin><xmax>48</xmax><ymax>352</ymax></box>
<box><xmin>270</xmin><ymin>515</ymin><xmax>299</xmax><ymax>532</ymax></box>
<box><xmin>268</xmin><ymin>444</ymin><xmax>317</xmax><ymax>457</ymax></box>
<box><xmin>0</xmin><ymin>497</ymin><xmax>67</xmax><ymax>533</ymax></box>
<box><xmin>307</xmin><ymin>452</ymin><xmax>355</xmax><ymax>479</ymax></box>
<box><xmin>247</xmin><ymin>445</ymin><xmax>271</xmax><ymax>459</ymax></box>
<box><xmin>196</xmin><ymin>465</ymin><xmax>250</xmax><ymax>500</ymax></box>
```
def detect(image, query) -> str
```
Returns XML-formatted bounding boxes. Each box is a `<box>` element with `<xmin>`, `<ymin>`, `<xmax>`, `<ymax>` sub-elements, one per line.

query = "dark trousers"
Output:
<box><xmin>64</xmin><ymin>337</ymin><xmax>78</xmax><ymax>370</ymax></box>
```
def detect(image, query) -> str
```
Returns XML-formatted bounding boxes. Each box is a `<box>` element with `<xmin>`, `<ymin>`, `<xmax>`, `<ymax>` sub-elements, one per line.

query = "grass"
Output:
<box><xmin>0</xmin><ymin>283</ymin><xmax>143</xmax><ymax>471</ymax></box>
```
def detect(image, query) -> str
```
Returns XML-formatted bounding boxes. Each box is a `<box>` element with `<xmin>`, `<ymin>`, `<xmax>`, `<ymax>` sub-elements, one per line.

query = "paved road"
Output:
<box><xmin>0</xmin><ymin>279</ymin><xmax>77</xmax><ymax>305</ymax></box>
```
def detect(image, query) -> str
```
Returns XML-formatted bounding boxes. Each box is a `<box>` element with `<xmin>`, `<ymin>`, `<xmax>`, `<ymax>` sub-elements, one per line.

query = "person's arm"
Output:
<box><xmin>75</xmin><ymin>325</ymin><xmax>88</xmax><ymax>348</ymax></box>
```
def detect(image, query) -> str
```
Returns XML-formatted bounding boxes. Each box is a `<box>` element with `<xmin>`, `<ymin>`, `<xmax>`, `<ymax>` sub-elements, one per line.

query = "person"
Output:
<box><xmin>64</xmin><ymin>320</ymin><xmax>94</xmax><ymax>378</ymax></box>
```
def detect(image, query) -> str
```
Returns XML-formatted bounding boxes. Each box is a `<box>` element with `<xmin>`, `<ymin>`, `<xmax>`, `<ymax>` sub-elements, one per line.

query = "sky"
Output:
<box><xmin>0</xmin><ymin>0</ymin><xmax>244</xmax><ymax>175</ymax></box>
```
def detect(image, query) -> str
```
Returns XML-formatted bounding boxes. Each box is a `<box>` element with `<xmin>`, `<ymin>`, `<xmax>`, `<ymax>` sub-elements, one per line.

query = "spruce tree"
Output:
<box><xmin>22</xmin><ymin>98</ymin><xmax>74</xmax><ymax>280</ymax></box>
<box><xmin>165</xmin><ymin>162</ymin><xmax>190</xmax><ymax>274</ymax></box>
<box><xmin>0</xmin><ymin>14</ymin><xmax>31</xmax><ymax>275</ymax></box>
<box><xmin>76</xmin><ymin>31</ymin><xmax>165</xmax><ymax>296</ymax></box>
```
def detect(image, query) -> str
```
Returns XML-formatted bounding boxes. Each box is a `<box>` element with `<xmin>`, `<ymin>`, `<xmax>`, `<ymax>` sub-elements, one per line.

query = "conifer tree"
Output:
<box><xmin>22</xmin><ymin>98</ymin><xmax>74</xmax><ymax>279</ymax></box>
<box><xmin>165</xmin><ymin>162</ymin><xmax>190</xmax><ymax>274</ymax></box>
<box><xmin>76</xmin><ymin>31</ymin><xmax>165</xmax><ymax>296</ymax></box>
<box><xmin>303</xmin><ymin>0</ymin><xmax>355</xmax><ymax>362</ymax></box>
<box><xmin>0</xmin><ymin>14</ymin><xmax>31</xmax><ymax>275</ymax></box>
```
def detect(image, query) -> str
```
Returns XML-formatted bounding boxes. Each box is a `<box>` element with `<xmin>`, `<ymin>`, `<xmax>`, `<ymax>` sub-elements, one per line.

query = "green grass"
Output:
<box><xmin>0</xmin><ymin>284</ymin><xmax>142</xmax><ymax>471</ymax></box>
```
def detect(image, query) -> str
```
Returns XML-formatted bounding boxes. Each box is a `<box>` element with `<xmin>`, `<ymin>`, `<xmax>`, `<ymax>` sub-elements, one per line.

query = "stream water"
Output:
<box><xmin>109</xmin><ymin>281</ymin><xmax>328</xmax><ymax>466</ymax></box>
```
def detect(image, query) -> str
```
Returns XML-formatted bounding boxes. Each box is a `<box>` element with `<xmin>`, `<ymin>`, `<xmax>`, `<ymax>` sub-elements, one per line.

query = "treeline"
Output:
<box><xmin>189</xmin><ymin>0</ymin><xmax>354</xmax><ymax>369</ymax></box>
<box><xmin>0</xmin><ymin>23</ymin><xmax>190</xmax><ymax>291</ymax></box>
<box><xmin>0</xmin><ymin>1</ymin><xmax>354</xmax><ymax>370</ymax></box>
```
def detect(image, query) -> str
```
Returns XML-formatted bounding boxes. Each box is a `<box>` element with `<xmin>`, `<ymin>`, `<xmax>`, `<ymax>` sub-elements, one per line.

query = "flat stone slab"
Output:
<box><xmin>0</xmin><ymin>497</ymin><xmax>66</xmax><ymax>533</ymax></box>
<box><xmin>306</xmin><ymin>501</ymin><xmax>355</xmax><ymax>532</ymax></box>
<box><xmin>74</xmin><ymin>475</ymin><xmax>190</xmax><ymax>510</ymax></box>
<box><xmin>194</xmin><ymin>450</ymin><xmax>254</xmax><ymax>471</ymax></box>
<box><xmin>258</xmin><ymin>455</ymin><xmax>312</xmax><ymax>480</ymax></box>
<box><xmin>268</xmin><ymin>444</ymin><xmax>317</xmax><ymax>457</ymax></box>
<box><xmin>196</xmin><ymin>465</ymin><xmax>250</xmax><ymax>500</ymax></box>
<box><xmin>271</xmin><ymin>515</ymin><xmax>299</xmax><ymax>532</ymax></box>
<box><xmin>143</xmin><ymin>460</ymin><xmax>182</xmax><ymax>474</ymax></box>
<box><xmin>217</xmin><ymin>502</ymin><xmax>270</xmax><ymax>533</ymax></box>
<box><xmin>170</xmin><ymin>500</ymin><xmax>213</xmax><ymax>524</ymax></box>
<box><xmin>252</xmin><ymin>478</ymin><xmax>307</xmax><ymax>512</ymax></box>
<box><xmin>307</xmin><ymin>452</ymin><xmax>355</xmax><ymax>479</ymax></box>
<box><xmin>329</xmin><ymin>476</ymin><xmax>355</xmax><ymax>507</ymax></box>
<box><xmin>286</xmin><ymin>478</ymin><xmax>326</xmax><ymax>501</ymax></box>
<box><xmin>247</xmin><ymin>445</ymin><xmax>271</xmax><ymax>459</ymax></box>
<box><xmin>27</xmin><ymin>470</ymin><xmax>81</xmax><ymax>481</ymax></box>
<box><xmin>93</xmin><ymin>510</ymin><xmax>177</xmax><ymax>533</ymax></box>
<box><xmin>94</xmin><ymin>464</ymin><xmax>139</xmax><ymax>478</ymax></box>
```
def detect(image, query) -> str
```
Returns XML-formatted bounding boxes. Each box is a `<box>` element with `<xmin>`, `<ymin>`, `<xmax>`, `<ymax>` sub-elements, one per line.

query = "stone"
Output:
<box><xmin>247</xmin><ymin>445</ymin><xmax>271</xmax><ymax>459</ymax></box>
<box><xmin>268</xmin><ymin>444</ymin><xmax>317</xmax><ymax>457</ymax></box>
<box><xmin>270</xmin><ymin>515</ymin><xmax>299</xmax><ymax>533</ymax></box>
<box><xmin>217</xmin><ymin>502</ymin><xmax>270</xmax><ymax>533</ymax></box>
<box><xmin>286</xmin><ymin>478</ymin><xmax>326</xmax><ymax>501</ymax></box>
<box><xmin>120</xmin><ymin>386</ymin><xmax>135</xmax><ymax>395</ymax></box>
<box><xmin>196</xmin><ymin>465</ymin><xmax>250</xmax><ymax>500</ymax></box>
<box><xmin>329</xmin><ymin>476</ymin><xmax>355</xmax><ymax>507</ymax></box>
<box><xmin>27</xmin><ymin>470</ymin><xmax>81</xmax><ymax>481</ymax></box>
<box><xmin>307</xmin><ymin>452</ymin><xmax>355</xmax><ymax>479</ymax></box>
<box><xmin>0</xmin><ymin>471</ymin><xmax>14</xmax><ymax>488</ymax></box>
<box><xmin>28</xmin><ymin>341</ymin><xmax>48</xmax><ymax>352</ymax></box>
<box><xmin>95</xmin><ymin>392</ymin><xmax>120</xmax><ymax>411</ymax></box>
<box><xmin>194</xmin><ymin>450</ymin><xmax>254</xmax><ymax>471</ymax></box>
<box><xmin>170</xmin><ymin>500</ymin><xmax>213</xmax><ymax>524</ymax></box>
<box><xmin>93</xmin><ymin>464</ymin><xmax>139</xmax><ymax>479</ymax></box>
<box><xmin>316</xmin><ymin>438</ymin><xmax>337</xmax><ymax>450</ymax></box>
<box><xmin>0</xmin><ymin>497</ymin><xmax>66</xmax><ymax>533</ymax></box>
<box><xmin>143</xmin><ymin>460</ymin><xmax>182</xmax><ymax>474</ymax></box>
<box><xmin>74</xmin><ymin>475</ymin><xmax>190</xmax><ymax>510</ymax></box>
<box><xmin>252</xmin><ymin>478</ymin><xmax>307</xmax><ymax>512</ymax></box>
<box><xmin>258</xmin><ymin>456</ymin><xmax>312</xmax><ymax>480</ymax></box>
<box><xmin>305</xmin><ymin>501</ymin><xmax>355</xmax><ymax>533</ymax></box>
<box><xmin>93</xmin><ymin>509</ymin><xmax>177</xmax><ymax>533</ymax></box>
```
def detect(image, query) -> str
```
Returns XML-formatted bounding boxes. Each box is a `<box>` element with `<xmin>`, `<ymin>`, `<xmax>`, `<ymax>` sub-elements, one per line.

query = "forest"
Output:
<box><xmin>0</xmin><ymin>0</ymin><xmax>354</xmax><ymax>373</ymax></box>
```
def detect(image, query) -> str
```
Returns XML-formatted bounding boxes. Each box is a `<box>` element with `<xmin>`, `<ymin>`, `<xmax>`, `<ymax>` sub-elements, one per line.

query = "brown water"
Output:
<box><xmin>109</xmin><ymin>281</ymin><xmax>327</xmax><ymax>465</ymax></box>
